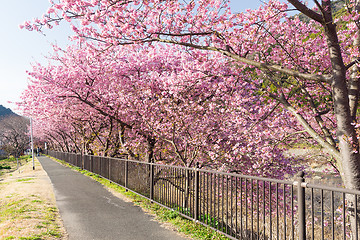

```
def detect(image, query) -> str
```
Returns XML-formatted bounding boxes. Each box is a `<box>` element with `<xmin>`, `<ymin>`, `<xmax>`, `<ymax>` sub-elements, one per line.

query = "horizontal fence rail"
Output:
<box><xmin>46</xmin><ymin>150</ymin><xmax>360</xmax><ymax>239</ymax></box>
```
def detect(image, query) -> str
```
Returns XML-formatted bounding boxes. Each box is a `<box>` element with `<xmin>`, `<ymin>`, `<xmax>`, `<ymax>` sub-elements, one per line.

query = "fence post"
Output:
<box><xmin>296</xmin><ymin>171</ymin><xmax>306</xmax><ymax>240</ymax></box>
<box><xmin>150</xmin><ymin>163</ymin><xmax>154</xmax><ymax>200</ymax></box>
<box><xmin>125</xmin><ymin>158</ymin><xmax>129</xmax><ymax>192</ymax></box>
<box><xmin>89</xmin><ymin>155</ymin><xmax>94</xmax><ymax>172</ymax></box>
<box><xmin>194</xmin><ymin>162</ymin><xmax>200</xmax><ymax>221</ymax></box>
<box><xmin>81</xmin><ymin>153</ymin><xmax>84</xmax><ymax>170</ymax></box>
<box><xmin>108</xmin><ymin>157</ymin><xmax>111</xmax><ymax>181</ymax></box>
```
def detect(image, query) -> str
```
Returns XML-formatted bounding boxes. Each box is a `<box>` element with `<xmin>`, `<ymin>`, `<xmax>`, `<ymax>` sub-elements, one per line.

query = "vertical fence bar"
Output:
<box><xmin>251</xmin><ymin>179</ymin><xmax>253</xmax><ymax>239</ymax></box>
<box><xmin>222</xmin><ymin>174</ymin><xmax>225</xmax><ymax>232</ymax></box>
<box><xmin>240</xmin><ymin>177</ymin><xmax>244</xmax><ymax>237</ymax></box>
<box><xmin>356</xmin><ymin>194</ymin><xmax>358</xmax><ymax>240</ymax></box>
<box><xmin>172</xmin><ymin>167</ymin><xmax>175</xmax><ymax>208</ymax></box>
<box><xmin>211</xmin><ymin>173</ymin><xmax>214</xmax><ymax>227</ymax></box>
<box><xmin>226</xmin><ymin>176</ymin><xmax>229</xmax><ymax>235</ymax></box>
<box><xmin>90</xmin><ymin>154</ymin><xmax>93</xmax><ymax>172</ymax></box>
<box><xmin>343</xmin><ymin>193</ymin><xmax>346</xmax><ymax>240</ymax></box>
<box><xmin>235</xmin><ymin>176</ymin><xmax>238</xmax><ymax>238</ymax></box>
<box><xmin>165</xmin><ymin>169</ymin><xmax>168</xmax><ymax>206</ymax></box>
<box><xmin>283</xmin><ymin>184</ymin><xmax>287</xmax><ymax>240</ymax></box>
<box><xmin>218</xmin><ymin>174</ymin><xmax>221</xmax><ymax>231</ymax></box>
<box><xmin>311</xmin><ymin>188</ymin><xmax>314</xmax><ymax>240</ymax></box>
<box><xmin>81</xmin><ymin>153</ymin><xmax>84</xmax><ymax>170</ymax></box>
<box><xmin>276</xmin><ymin>183</ymin><xmax>279</xmax><ymax>240</ymax></box>
<box><xmin>180</xmin><ymin>168</ymin><xmax>184</xmax><ymax>214</ymax></box>
<box><xmin>291</xmin><ymin>185</ymin><xmax>294</xmax><ymax>240</ymax></box>
<box><xmin>263</xmin><ymin>181</ymin><xmax>266</xmax><ymax>240</ymax></box>
<box><xmin>269</xmin><ymin>182</ymin><xmax>272</xmax><ymax>240</ymax></box>
<box><xmin>108</xmin><ymin>157</ymin><xmax>111</xmax><ymax>181</ymax></box>
<box><xmin>230</xmin><ymin>176</ymin><xmax>234</xmax><ymax>237</ymax></box>
<box><xmin>331</xmin><ymin>191</ymin><xmax>334</xmax><ymax>240</ymax></box>
<box><xmin>297</xmin><ymin>171</ymin><xmax>306</xmax><ymax>240</ymax></box>
<box><xmin>124</xmin><ymin>159</ymin><xmax>128</xmax><ymax>191</ymax></box>
<box><xmin>149</xmin><ymin>163</ymin><xmax>154</xmax><ymax>200</ymax></box>
<box><xmin>257</xmin><ymin>180</ymin><xmax>260</xmax><ymax>240</ymax></box>
<box><xmin>160</xmin><ymin>167</ymin><xmax>163</xmax><ymax>204</ymax></box>
<box><xmin>99</xmin><ymin>156</ymin><xmax>102</xmax><ymax>176</ymax></box>
<box><xmin>244</xmin><ymin>178</ymin><xmax>247</xmax><ymax>238</ymax></box>
<box><xmin>207</xmin><ymin>172</ymin><xmax>210</xmax><ymax>225</ymax></box>
<box><xmin>191</xmin><ymin>170</ymin><xmax>195</xmax><ymax>218</ymax></box>
<box><xmin>321</xmin><ymin>189</ymin><xmax>324</xmax><ymax>240</ymax></box>
<box><xmin>175</xmin><ymin>167</ymin><xmax>178</xmax><ymax>208</ymax></box>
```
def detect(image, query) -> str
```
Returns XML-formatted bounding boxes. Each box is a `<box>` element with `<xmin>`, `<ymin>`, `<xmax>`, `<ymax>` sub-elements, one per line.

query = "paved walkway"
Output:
<box><xmin>38</xmin><ymin>156</ymin><xmax>187</xmax><ymax>240</ymax></box>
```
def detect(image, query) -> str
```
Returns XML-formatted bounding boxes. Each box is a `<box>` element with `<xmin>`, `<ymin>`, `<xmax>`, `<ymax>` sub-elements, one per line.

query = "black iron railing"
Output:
<box><xmin>46</xmin><ymin>150</ymin><xmax>360</xmax><ymax>240</ymax></box>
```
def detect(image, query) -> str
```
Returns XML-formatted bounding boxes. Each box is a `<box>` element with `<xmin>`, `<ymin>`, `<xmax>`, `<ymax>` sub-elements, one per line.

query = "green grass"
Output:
<box><xmin>1</xmin><ymin>198</ymin><xmax>34</xmax><ymax>218</ymax></box>
<box><xmin>0</xmin><ymin>186</ymin><xmax>63</xmax><ymax>239</ymax></box>
<box><xmin>49</xmin><ymin>156</ymin><xmax>230</xmax><ymax>240</ymax></box>
<box><xmin>16</xmin><ymin>178</ymin><xmax>34</xmax><ymax>182</ymax></box>
<box><xmin>19</xmin><ymin>237</ymin><xmax>42</xmax><ymax>240</ymax></box>
<box><xmin>0</xmin><ymin>155</ymin><xmax>31</xmax><ymax>176</ymax></box>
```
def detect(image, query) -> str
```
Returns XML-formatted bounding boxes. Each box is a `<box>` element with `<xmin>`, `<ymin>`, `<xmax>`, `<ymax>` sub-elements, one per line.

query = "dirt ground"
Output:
<box><xmin>0</xmin><ymin>157</ymin><xmax>67</xmax><ymax>240</ymax></box>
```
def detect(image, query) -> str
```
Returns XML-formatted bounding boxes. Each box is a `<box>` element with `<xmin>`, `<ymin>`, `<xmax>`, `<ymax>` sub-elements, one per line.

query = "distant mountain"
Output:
<box><xmin>0</xmin><ymin>105</ymin><xmax>16</xmax><ymax>118</ymax></box>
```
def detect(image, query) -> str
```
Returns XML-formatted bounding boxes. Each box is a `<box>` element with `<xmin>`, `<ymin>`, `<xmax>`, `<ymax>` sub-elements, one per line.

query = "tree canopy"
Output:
<box><xmin>19</xmin><ymin>0</ymin><xmax>360</xmax><ymax>187</ymax></box>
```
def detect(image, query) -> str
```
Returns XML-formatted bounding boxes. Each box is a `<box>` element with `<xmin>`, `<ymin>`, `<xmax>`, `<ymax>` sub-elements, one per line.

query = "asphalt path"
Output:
<box><xmin>38</xmin><ymin>156</ymin><xmax>187</xmax><ymax>240</ymax></box>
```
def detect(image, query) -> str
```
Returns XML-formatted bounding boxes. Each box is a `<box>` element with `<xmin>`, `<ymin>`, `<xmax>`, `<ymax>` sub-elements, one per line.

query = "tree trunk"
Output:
<box><xmin>349</xmin><ymin>5</ymin><xmax>360</xmax><ymax>122</ymax></box>
<box><xmin>145</xmin><ymin>136</ymin><xmax>156</xmax><ymax>163</ymax></box>
<box><xmin>323</xmin><ymin>14</ymin><xmax>360</xmax><ymax>238</ymax></box>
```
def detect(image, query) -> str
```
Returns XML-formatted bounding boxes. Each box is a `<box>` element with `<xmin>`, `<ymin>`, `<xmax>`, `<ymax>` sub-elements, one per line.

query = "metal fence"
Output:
<box><xmin>47</xmin><ymin>150</ymin><xmax>360</xmax><ymax>240</ymax></box>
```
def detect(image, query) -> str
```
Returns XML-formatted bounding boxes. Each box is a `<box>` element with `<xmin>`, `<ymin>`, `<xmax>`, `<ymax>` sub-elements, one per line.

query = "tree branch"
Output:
<box><xmin>278</xmin><ymin>94</ymin><xmax>341</xmax><ymax>162</ymax></box>
<box><xmin>154</xmin><ymin>38</ymin><xmax>331</xmax><ymax>83</ymax></box>
<box><xmin>287</xmin><ymin>0</ymin><xmax>324</xmax><ymax>23</ymax></box>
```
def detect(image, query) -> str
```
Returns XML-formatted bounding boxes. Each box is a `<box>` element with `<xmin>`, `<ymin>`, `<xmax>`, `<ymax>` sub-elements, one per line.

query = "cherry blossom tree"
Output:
<box><xmin>19</xmin><ymin>42</ymin><xmax>301</xmax><ymax>179</ymax></box>
<box><xmin>21</xmin><ymin>0</ymin><xmax>360</xmax><ymax>191</ymax></box>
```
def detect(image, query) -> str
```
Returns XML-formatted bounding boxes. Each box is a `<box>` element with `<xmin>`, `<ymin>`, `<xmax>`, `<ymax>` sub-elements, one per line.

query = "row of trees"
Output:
<box><xmin>23</xmin><ymin>0</ymin><xmax>360</xmax><ymax>185</ymax></box>
<box><xmin>20</xmin><ymin>0</ymin><xmax>360</xmax><ymax>179</ymax></box>
<box><xmin>20</xmin><ymin>0</ymin><xmax>360</xmax><ymax>181</ymax></box>
<box><xmin>20</xmin><ymin>43</ymin><xmax>301</xmax><ymax>178</ymax></box>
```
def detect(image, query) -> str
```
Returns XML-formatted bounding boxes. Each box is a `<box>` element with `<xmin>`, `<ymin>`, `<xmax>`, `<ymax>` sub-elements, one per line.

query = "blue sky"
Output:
<box><xmin>0</xmin><ymin>0</ymin><xmax>283</xmax><ymax>113</ymax></box>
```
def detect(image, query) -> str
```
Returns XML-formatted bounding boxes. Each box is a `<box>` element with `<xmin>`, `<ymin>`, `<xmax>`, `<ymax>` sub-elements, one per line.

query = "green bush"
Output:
<box><xmin>0</xmin><ymin>165</ymin><xmax>11</xmax><ymax>170</ymax></box>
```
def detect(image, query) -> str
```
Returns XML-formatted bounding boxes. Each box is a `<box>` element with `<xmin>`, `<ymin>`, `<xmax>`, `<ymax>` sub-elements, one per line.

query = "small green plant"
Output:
<box><xmin>162</xmin><ymin>209</ymin><xmax>179</xmax><ymax>220</ymax></box>
<box><xmin>45</xmin><ymin>229</ymin><xmax>62</xmax><ymax>237</ymax></box>
<box><xmin>36</xmin><ymin>224</ymin><xmax>45</xmax><ymax>229</ymax></box>
<box><xmin>175</xmin><ymin>206</ymin><xmax>191</xmax><ymax>216</ymax></box>
<box><xmin>19</xmin><ymin>237</ymin><xmax>42</xmax><ymax>240</ymax></box>
<box><xmin>0</xmin><ymin>165</ymin><xmax>11</xmax><ymax>169</ymax></box>
<box><xmin>16</xmin><ymin>178</ymin><xmax>34</xmax><ymax>182</ymax></box>
<box><xmin>199</xmin><ymin>214</ymin><xmax>220</xmax><ymax>228</ymax></box>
